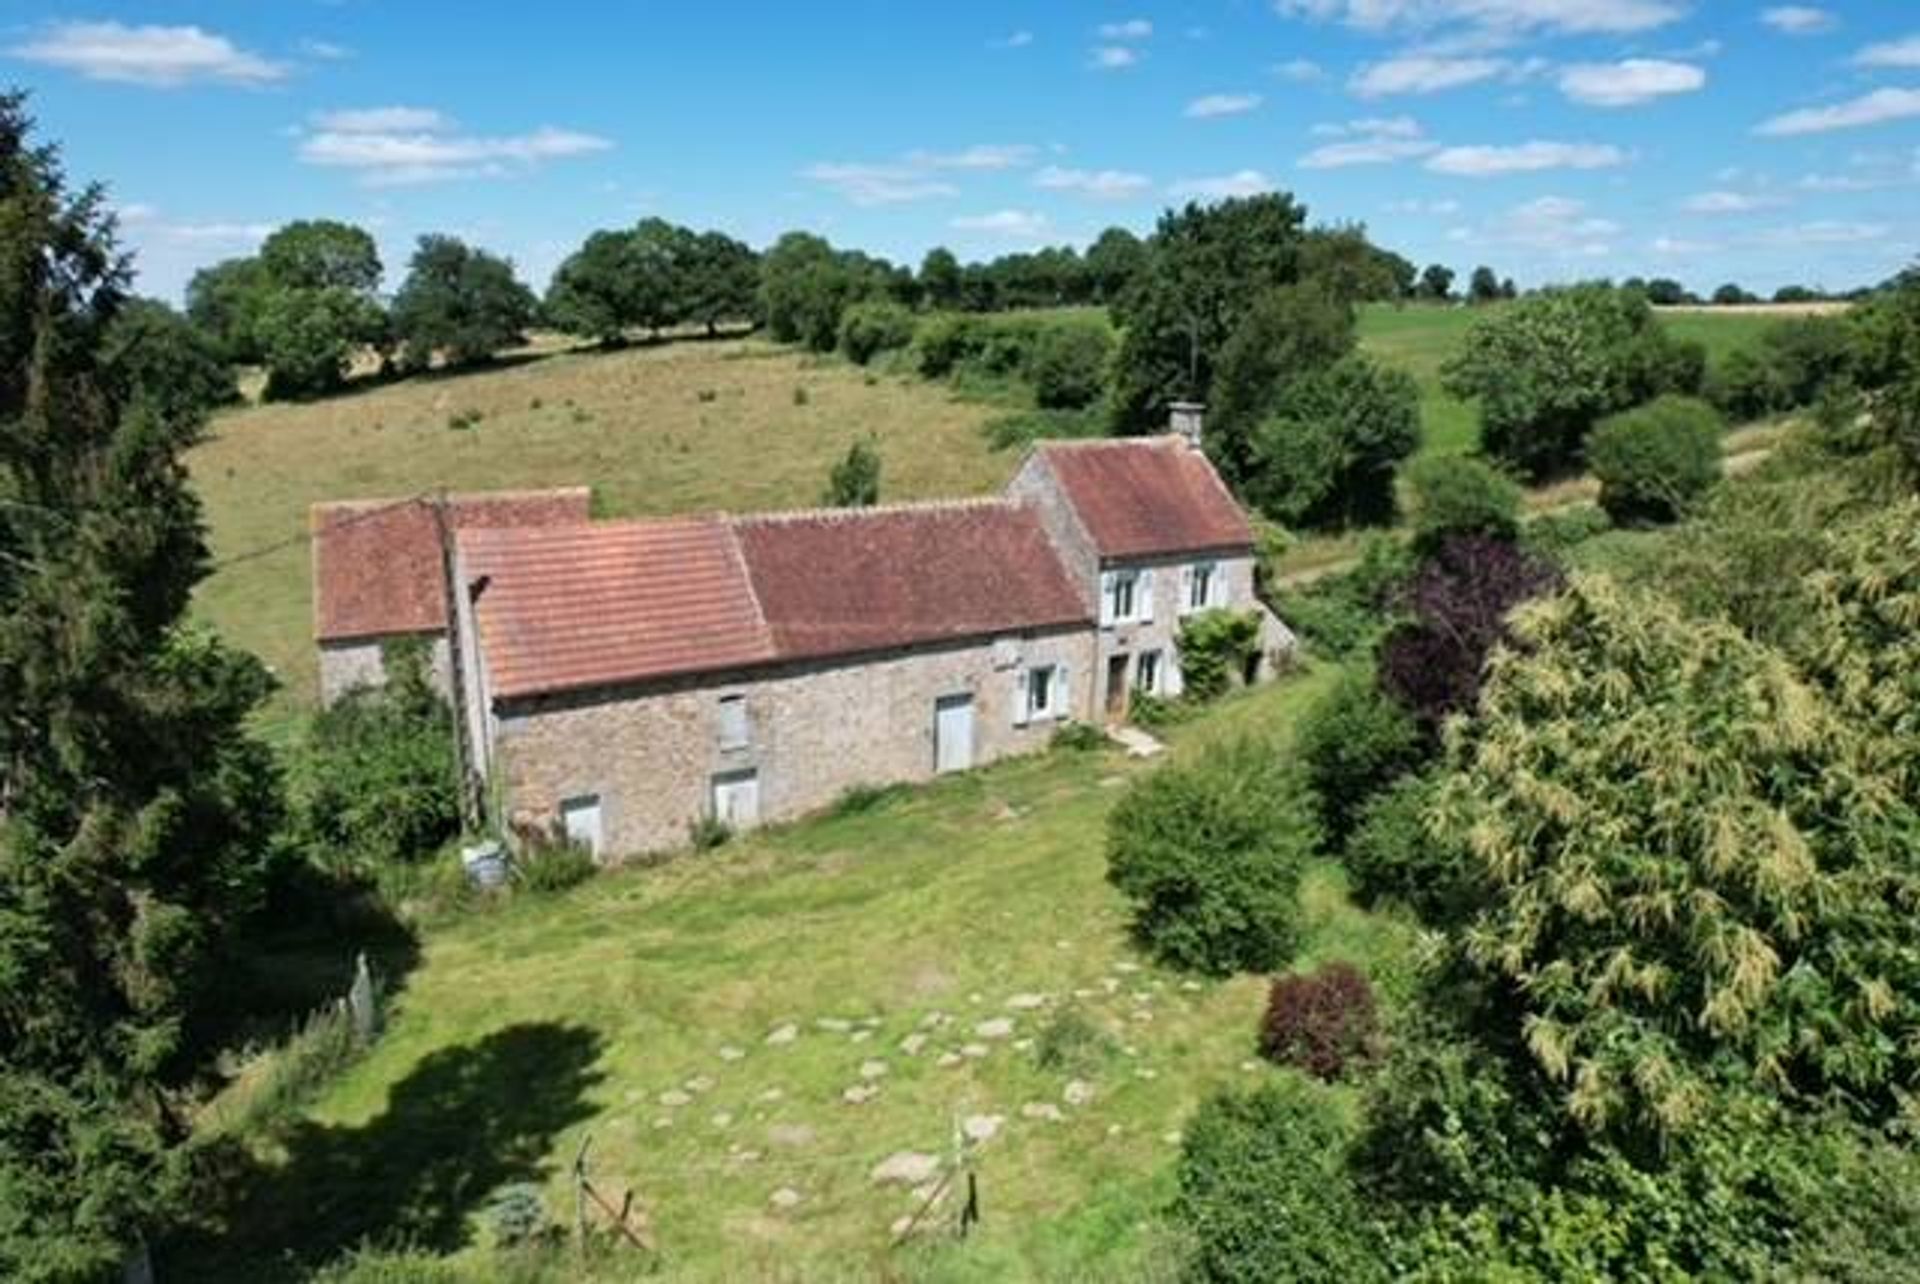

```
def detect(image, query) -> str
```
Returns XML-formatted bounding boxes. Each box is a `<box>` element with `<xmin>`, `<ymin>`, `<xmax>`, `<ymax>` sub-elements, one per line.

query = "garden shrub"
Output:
<box><xmin>1175</xmin><ymin>1079</ymin><xmax>1387</xmax><ymax>1284</ymax></box>
<box><xmin>979</xmin><ymin>405</ymin><xmax>1104</xmax><ymax>451</ymax></box>
<box><xmin>1272</xmin><ymin>536</ymin><xmax>1413</xmax><ymax>660</ymax></box>
<box><xmin>1297</xmin><ymin>669</ymin><xmax>1425</xmax><ymax>853</ymax></box>
<box><xmin>1259</xmin><ymin>962</ymin><xmax>1379</xmax><ymax>1080</ymax></box>
<box><xmin>1247</xmin><ymin>354</ymin><xmax>1421</xmax><ymax>530</ymax></box>
<box><xmin>1403</xmin><ymin>454</ymin><xmax>1522</xmax><ymax>554</ymax></box>
<box><xmin>1048</xmin><ymin>721</ymin><xmax>1108</xmax><ymax>753</ymax></box>
<box><xmin>822</xmin><ymin>437</ymin><xmax>881</xmax><ymax>507</ymax></box>
<box><xmin>1378</xmin><ymin>535</ymin><xmax>1562</xmax><ymax>732</ymax></box>
<box><xmin>687</xmin><ymin>815</ymin><xmax>732</xmax><ymax>851</ymax></box>
<box><xmin>1106</xmin><ymin>736</ymin><xmax>1315</xmax><ymax>976</ymax></box>
<box><xmin>1520</xmin><ymin>504</ymin><xmax>1611</xmax><ymax>557</ymax></box>
<box><xmin>1174</xmin><ymin>608</ymin><xmax>1262</xmax><ymax>702</ymax></box>
<box><xmin>1587</xmin><ymin>394</ymin><xmax>1724</xmax><ymax>525</ymax></box>
<box><xmin>837</xmin><ymin>299</ymin><xmax>916</xmax><ymax>365</ymax></box>
<box><xmin>1028</xmin><ymin>319</ymin><xmax>1113</xmax><ymax>409</ymax></box>
<box><xmin>1343</xmin><ymin>774</ymin><xmax>1465</xmax><ymax>924</ymax></box>
<box><xmin>515</xmin><ymin>843</ymin><xmax>596</xmax><ymax>894</ymax></box>
<box><xmin>911</xmin><ymin>312</ymin><xmax>977</xmax><ymax>378</ymax></box>
<box><xmin>296</xmin><ymin>640</ymin><xmax>460</xmax><ymax>875</ymax></box>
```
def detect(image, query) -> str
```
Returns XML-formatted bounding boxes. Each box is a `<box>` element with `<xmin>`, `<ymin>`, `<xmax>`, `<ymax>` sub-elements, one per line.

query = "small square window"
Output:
<box><xmin>716</xmin><ymin>695</ymin><xmax>749</xmax><ymax>749</ymax></box>
<box><xmin>1027</xmin><ymin>665</ymin><xmax>1058</xmax><ymax>719</ymax></box>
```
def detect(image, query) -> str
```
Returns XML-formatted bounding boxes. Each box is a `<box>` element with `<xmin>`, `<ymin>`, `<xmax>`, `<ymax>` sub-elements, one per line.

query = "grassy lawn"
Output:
<box><xmin>188</xmin><ymin>338</ymin><xmax>1010</xmax><ymax>732</ymax></box>
<box><xmin>1356</xmin><ymin>304</ymin><xmax>1481</xmax><ymax>457</ymax></box>
<box><xmin>179</xmin><ymin>667</ymin><xmax>1412</xmax><ymax>1282</ymax></box>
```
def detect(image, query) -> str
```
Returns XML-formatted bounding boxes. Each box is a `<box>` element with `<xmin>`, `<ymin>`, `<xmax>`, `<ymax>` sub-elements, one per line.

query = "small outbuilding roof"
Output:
<box><xmin>1031</xmin><ymin>437</ymin><xmax>1253</xmax><ymax>560</ymax></box>
<box><xmin>733</xmin><ymin>500</ymin><xmax>1088</xmax><ymax>662</ymax></box>
<box><xmin>459</xmin><ymin>518</ymin><xmax>777</xmax><ymax>701</ymax></box>
<box><xmin>311</xmin><ymin>488</ymin><xmax>592</xmax><ymax>643</ymax></box>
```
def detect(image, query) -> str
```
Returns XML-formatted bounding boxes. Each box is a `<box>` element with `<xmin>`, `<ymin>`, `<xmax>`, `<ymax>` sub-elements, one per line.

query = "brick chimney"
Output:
<box><xmin>1168</xmin><ymin>400</ymin><xmax>1204</xmax><ymax>450</ymax></box>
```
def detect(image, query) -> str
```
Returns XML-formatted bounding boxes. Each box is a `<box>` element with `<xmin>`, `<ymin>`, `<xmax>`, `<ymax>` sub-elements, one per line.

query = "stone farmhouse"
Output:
<box><xmin>311</xmin><ymin>415</ymin><xmax>1293</xmax><ymax>859</ymax></box>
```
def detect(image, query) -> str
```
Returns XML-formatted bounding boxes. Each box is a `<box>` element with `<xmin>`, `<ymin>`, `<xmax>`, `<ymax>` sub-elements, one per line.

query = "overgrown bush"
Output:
<box><xmin>1272</xmin><ymin>536</ymin><xmax>1413</xmax><ymax>660</ymax></box>
<box><xmin>830</xmin><ymin>781</ymin><xmax>909</xmax><ymax>815</ymax></box>
<box><xmin>1378</xmin><ymin>535</ymin><xmax>1562</xmax><ymax>732</ymax></box>
<box><xmin>1106</xmin><ymin>736</ymin><xmax>1315</xmax><ymax>976</ymax></box>
<box><xmin>1404</xmin><ymin>454</ymin><xmax>1522</xmax><ymax>554</ymax></box>
<box><xmin>296</xmin><ymin>641</ymin><xmax>460</xmax><ymax>875</ymax></box>
<box><xmin>822</xmin><ymin>437</ymin><xmax>880</xmax><ymax>506</ymax></box>
<box><xmin>1028</xmin><ymin>320</ymin><xmax>1113</xmax><ymax>409</ymax></box>
<box><xmin>1247</xmin><ymin>354</ymin><xmax>1421</xmax><ymax>529</ymax></box>
<box><xmin>979</xmin><ymin>405</ymin><xmax>1104</xmax><ymax>451</ymax></box>
<box><xmin>1175</xmin><ymin>1079</ymin><xmax>1387</xmax><ymax>1283</ymax></box>
<box><xmin>687</xmin><ymin>815</ymin><xmax>732</xmax><ymax>850</ymax></box>
<box><xmin>515</xmin><ymin>843</ymin><xmax>596</xmax><ymax>894</ymax></box>
<box><xmin>1048</xmin><ymin>721</ymin><xmax>1108</xmax><ymax>753</ymax></box>
<box><xmin>1588</xmin><ymin>394</ymin><xmax>1724</xmax><ymax>525</ymax></box>
<box><xmin>1033</xmin><ymin>1004</ymin><xmax>1117</xmax><ymax>1074</ymax></box>
<box><xmin>1174</xmin><ymin>608</ymin><xmax>1262</xmax><ymax>702</ymax></box>
<box><xmin>1343</xmin><ymin>774</ymin><xmax>1464</xmax><ymax>923</ymax></box>
<box><xmin>1297</xmin><ymin>670</ymin><xmax>1425</xmax><ymax>851</ymax></box>
<box><xmin>837</xmin><ymin>299</ymin><xmax>916</xmax><ymax>365</ymax></box>
<box><xmin>1259</xmin><ymin>962</ymin><xmax>1379</xmax><ymax>1080</ymax></box>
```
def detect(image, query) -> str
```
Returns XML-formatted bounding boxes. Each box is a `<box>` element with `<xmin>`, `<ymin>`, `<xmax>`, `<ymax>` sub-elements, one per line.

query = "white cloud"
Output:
<box><xmin>311</xmin><ymin>106</ymin><xmax>452</xmax><ymax>134</ymax></box>
<box><xmin>300</xmin><ymin>38</ymin><xmax>352</xmax><ymax>61</ymax></box>
<box><xmin>1091</xmin><ymin>45</ymin><xmax>1141</xmax><ymax>69</ymax></box>
<box><xmin>1186</xmin><ymin>93</ymin><xmax>1264</xmax><ymax>119</ymax></box>
<box><xmin>908</xmin><ymin>144</ymin><xmax>1038</xmax><ymax>170</ymax></box>
<box><xmin>1168</xmin><ymin>169</ymin><xmax>1276</xmax><ymax>199</ymax></box>
<box><xmin>1750</xmin><ymin>220</ymin><xmax>1891</xmax><ymax>246</ymax></box>
<box><xmin>1480</xmin><ymin>194</ymin><xmax>1620</xmax><ymax>257</ymax></box>
<box><xmin>1854</xmin><ymin>35</ymin><xmax>1920</xmax><ymax>68</ymax></box>
<box><xmin>1760</xmin><ymin>7</ymin><xmax>1836</xmax><ymax>35</ymax></box>
<box><xmin>1680</xmin><ymin>190</ymin><xmax>1786</xmax><ymax>213</ymax></box>
<box><xmin>951</xmin><ymin>209</ymin><xmax>1051</xmax><ymax>239</ymax></box>
<box><xmin>1300</xmin><ymin>120</ymin><xmax>1439</xmax><ymax>167</ymax></box>
<box><xmin>1098</xmin><ymin>19</ymin><xmax>1154</xmax><ymax>40</ymax></box>
<box><xmin>1756</xmin><ymin>87</ymin><xmax>1920</xmax><ymax>136</ymax></box>
<box><xmin>7</xmin><ymin>20</ymin><xmax>286</xmax><ymax>87</ymax></box>
<box><xmin>1386</xmin><ymin>197</ymin><xmax>1462</xmax><ymax>214</ymax></box>
<box><xmin>300</xmin><ymin>114</ymin><xmax>612</xmax><ymax>187</ymax></box>
<box><xmin>1797</xmin><ymin>171</ymin><xmax>1896</xmax><ymax>192</ymax></box>
<box><xmin>1651</xmin><ymin>234</ymin><xmax>1718</xmax><ymax>255</ymax></box>
<box><xmin>1352</xmin><ymin>56</ymin><xmax>1504</xmax><ymax>97</ymax></box>
<box><xmin>1557</xmin><ymin>59</ymin><xmax>1704</xmax><ymax>107</ymax></box>
<box><xmin>1274</xmin><ymin>58</ymin><xmax>1327</xmax><ymax>81</ymax></box>
<box><xmin>996</xmin><ymin>30</ymin><xmax>1035</xmax><ymax>49</ymax></box>
<box><xmin>802</xmin><ymin>163</ymin><xmax>958</xmax><ymax>205</ymax></box>
<box><xmin>1273</xmin><ymin>1</ymin><xmax>1682</xmax><ymax>36</ymax></box>
<box><xmin>1033</xmin><ymin>165</ymin><xmax>1154</xmax><ymax>199</ymax></box>
<box><xmin>1425</xmin><ymin>140</ymin><xmax>1627</xmax><ymax>176</ymax></box>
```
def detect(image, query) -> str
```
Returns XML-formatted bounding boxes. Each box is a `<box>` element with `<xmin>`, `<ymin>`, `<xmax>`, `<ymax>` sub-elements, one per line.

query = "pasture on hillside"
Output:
<box><xmin>175</xmin><ymin>667</ymin><xmax>1414</xmax><ymax>1282</ymax></box>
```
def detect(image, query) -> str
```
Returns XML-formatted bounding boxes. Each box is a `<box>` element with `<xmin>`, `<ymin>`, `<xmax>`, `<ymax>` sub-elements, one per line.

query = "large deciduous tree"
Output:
<box><xmin>0</xmin><ymin>93</ymin><xmax>282</xmax><ymax>1279</ymax></box>
<box><xmin>389</xmin><ymin>233</ymin><xmax>537</xmax><ymax>371</ymax></box>
<box><xmin>1246</xmin><ymin>353</ymin><xmax>1421</xmax><ymax>530</ymax></box>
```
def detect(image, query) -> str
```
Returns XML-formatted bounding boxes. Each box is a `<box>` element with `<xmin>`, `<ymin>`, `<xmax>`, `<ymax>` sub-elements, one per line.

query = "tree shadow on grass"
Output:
<box><xmin>174</xmin><ymin>1021</ymin><xmax>603</xmax><ymax>1280</ymax></box>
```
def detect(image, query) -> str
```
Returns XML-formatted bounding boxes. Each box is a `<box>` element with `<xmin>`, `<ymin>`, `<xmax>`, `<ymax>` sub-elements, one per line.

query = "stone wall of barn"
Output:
<box><xmin>317</xmin><ymin>633</ymin><xmax>452</xmax><ymax>706</ymax></box>
<box><xmin>490</xmin><ymin>625</ymin><xmax>1098</xmax><ymax>860</ymax></box>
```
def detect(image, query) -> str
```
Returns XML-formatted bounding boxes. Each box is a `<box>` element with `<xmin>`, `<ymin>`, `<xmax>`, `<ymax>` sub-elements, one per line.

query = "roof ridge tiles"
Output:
<box><xmin>726</xmin><ymin>495</ymin><xmax>1020</xmax><ymax>526</ymax></box>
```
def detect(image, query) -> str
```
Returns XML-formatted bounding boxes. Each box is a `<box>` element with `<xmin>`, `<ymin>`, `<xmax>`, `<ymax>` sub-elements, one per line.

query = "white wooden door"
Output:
<box><xmin>934</xmin><ymin>695</ymin><xmax>975</xmax><ymax>773</ymax></box>
<box><xmin>712</xmin><ymin>770</ymin><xmax>761</xmax><ymax>829</ymax></box>
<box><xmin>560</xmin><ymin>794</ymin><xmax>603</xmax><ymax>858</ymax></box>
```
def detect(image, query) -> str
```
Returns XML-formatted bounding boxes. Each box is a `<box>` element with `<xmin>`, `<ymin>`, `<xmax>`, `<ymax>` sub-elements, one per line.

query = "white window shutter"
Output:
<box><xmin>1179</xmin><ymin>564</ymin><xmax>1193</xmax><ymax>615</ymax></box>
<box><xmin>1211</xmin><ymin>564</ymin><xmax>1226</xmax><ymax>608</ymax></box>
<box><xmin>1098</xmin><ymin>571</ymin><xmax>1115</xmax><ymax>626</ymax></box>
<box><xmin>1057</xmin><ymin>662</ymin><xmax>1072</xmax><ymax>715</ymax></box>
<box><xmin>1012</xmin><ymin>670</ymin><xmax>1029</xmax><ymax>727</ymax></box>
<box><xmin>1139</xmin><ymin>569</ymin><xmax>1155</xmax><ymax>623</ymax></box>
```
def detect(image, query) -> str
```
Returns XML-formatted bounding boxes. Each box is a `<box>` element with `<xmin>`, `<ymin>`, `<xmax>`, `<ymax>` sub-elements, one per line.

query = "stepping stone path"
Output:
<box><xmin>719</xmin><ymin>1045</ymin><xmax>745</xmax><ymax>1062</ymax></box>
<box><xmin>975</xmin><ymin>1017</ymin><xmax>1015</xmax><ymax>1039</ymax></box>
<box><xmin>859</xmin><ymin>1059</ymin><xmax>889</xmax><ymax>1080</ymax></box>
<box><xmin>658</xmin><ymin>1089</ymin><xmax>692</xmax><ymax>1108</ymax></box>
<box><xmin>900</xmin><ymin>1032</ymin><xmax>929</xmax><ymax>1055</ymax></box>
<box><xmin>769</xmin><ymin>1187</ymin><xmax>803</xmax><ymax>1210</ymax></box>
<box><xmin>936</xmin><ymin>1051</ymin><xmax>964</xmax><ymax>1068</ymax></box>
<box><xmin>1021</xmin><ymin>1102</ymin><xmax>1065</xmax><ymax>1123</ymax></box>
<box><xmin>685</xmin><ymin>1075</ymin><xmax>715</xmax><ymax>1093</ymax></box>
<box><xmin>1064</xmin><ymin>1080</ymin><xmax>1095</xmax><ymax>1107</ymax></box>
<box><xmin>871</xmin><ymin>1151</ymin><xmax>942</xmax><ymax>1185</ymax></box>
<box><xmin>843</xmin><ymin>1084</ymin><xmax>879</xmax><ymax>1105</ymax></box>
<box><xmin>918</xmin><ymin>1011</ymin><xmax>951</xmax><ymax>1030</ymax></box>
<box><xmin>963</xmin><ymin>1114</ymin><xmax>1004</xmax><ymax>1143</ymax></box>
<box><xmin>961</xmin><ymin>1043</ymin><xmax>990</xmax><ymax>1059</ymax></box>
<box><xmin>1006</xmin><ymin>993</ymin><xmax>1048</xmax><ymax>1010</ymax></box>
<box><xmin>817</xmin><ymin>1017</ymin><xmax>853</xmax><ymax>1033</ymax></box>
<box><xmin>766</xmin><ymin>1023</ymin><xmax>799</xmax><ymax>1045</ymax></box>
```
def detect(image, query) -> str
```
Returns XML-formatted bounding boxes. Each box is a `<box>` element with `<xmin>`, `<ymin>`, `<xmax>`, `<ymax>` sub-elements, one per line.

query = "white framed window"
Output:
<box><xmin>560</xmin><ymin>794</ymin><xmax>603</xmax><ymax>857</ymax></box>
<box><xmin>716</xmin><ymin>694</ymin><xmax>749</xmax><ymax>750</ymax></box>
<box><xmin>711</xmin><ymin>769</ymin><xmax>760</xmax><ymax>828</ymax></box>
<box><xmin>1135</xmin><ymin>650</ymin><xmax>1161</xmax><ymax>695</ymax></box>
<box><xmin>1186</xmin><ymin>561</ymin><xmax>1218</xmax><ymax>613</ymax></box>
<box><xmin>1027</xmin><ymin>665</ymin><xmax>1059</xmax><ymax>720</ymax></box>
<box><xmin>1101</xmin><ymin>568</ymin><xmax>1154</xmax><ymax>625</ymax></box>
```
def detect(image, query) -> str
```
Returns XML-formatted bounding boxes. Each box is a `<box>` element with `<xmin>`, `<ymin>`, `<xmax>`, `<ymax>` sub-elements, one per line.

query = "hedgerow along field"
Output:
<box><xmin>185</xmin><ymin>302</ymin><xmax>1790</xmax><ymax>734</ymax></box>
<box><xmin>180</xmin><ymin>666</ymin><xmax>1421</xmax><ymax>1282</ymax></box>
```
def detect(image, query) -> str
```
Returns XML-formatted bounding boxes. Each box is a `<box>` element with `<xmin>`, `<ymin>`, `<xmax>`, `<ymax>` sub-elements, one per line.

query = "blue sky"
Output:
<box><xmin>5</xmin><ymin>2</ymin><xmax>1917</xmax><ymax>301</ymax></box>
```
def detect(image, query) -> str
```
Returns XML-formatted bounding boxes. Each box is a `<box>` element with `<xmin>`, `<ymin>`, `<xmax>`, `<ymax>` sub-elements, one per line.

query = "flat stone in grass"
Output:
<box><xmin>961</xmin><ymin>1043</ymin><xmax>990</xmax><ymax>1059</ymax></box>
<box><xmin>859</xmin><ymin>1059</ymin><xmax>889</xmax><ymax>1080</ymax></box>
<box><xmin>710</xmin><ymin>1111</ymin><xmax>734</xmax><ymax>1128</ymax></box>
<box><xmin>1180</xmin><ymin>980</ymin><xmax>1204</xmax><ymax>993</ymax></box>
<box><xmin>918</xmin><ymin>1011</ymin><xmax>950</xmax><ymax>1030</ymax></box>
<box><xmin>719</xmin><ymin>1045</ymin><xmax>746</xmax><ymax>1062</ymax></box>
<box><xmin>652</xmin><ymin>1117</ymin><xmax>673</xmax><ymax>1130</ymax></box>
<box><xmin>843</xmin><ymin>1083</ymin><xmax>879</xmax><ymax>1105</ymax></box>
<box><xmin>1114</xmin><ymin>960</ymin><xmax>1141</xmax><ymax>973</ymax></box>
<box><xmin>817</xmin><ymin>1017</ymin><xmax>853</xmax><ymax>1033</ymax></box>
<box><xmin>936</xmin><ymin>1051</ymin><xmax>964</xmax><ymax>1068</ymax></box>
<box><xmin>769</xmin><ymin>1187</ymin><xmax>803</xmax><ymax>1210</ymax></box>
<box><xmin>1012</xmin><ymin>1038</ymin><xmax>1034</xmax><ymax>1052</ymax></box>
<box><xmin>767</xmin><ymin>1123</ymin><xmax>815</xmax><ymax>1148</ymax></box>
<box><xmin>658</xmin><ymin>1090</ymin><xmax>692</xmax><ymax>1108</ymax></box>
<box><xmin>1021</xmin><ymin>1102</ymin><xmax>1065</xmax><ymax>1123</ymax></box>
<box><xmin>1064</xmin><ymin>1080</ymin><xmax>1095</xmax><ymax>1107</ymax></box>
<box><xmin>1131</xmin><ymin>1010</ymin><xmax>1153</xmax><ymax>1023</ymax></box>
<box><xmin>1005</xmin><ymin>993</ymin><xmax>1048</xmax><ymax>1010</ymax></box>
<box><xmin>1101</xmin><ymin>977</ymin><xmax>1121</xmax><ymax>993</ymax></box>
<box><xmin>758</xmin><ymin>1087</ymin><xmax>785</xmax><ymax>1103</ymax></box>
<box><xmin>900</xmin><ymin>1032</ymin><xmax>929</xmax><ymax>1056</ymax></box>
<box><xmin>685</xmin><ymin>1075</ymin><xmax>715</xmax><ymax>1093</ymax></box>
<box><xmin>1136</xmin><ymin>1067</ymin><xmax>1159</xmax><ymax>1080</ymax></box>
<box><xmin>963</xmin><ymin>1114</ymin><xmax>1004</xmax><ymax>1143</ymax></box>
<box><xmin>766</xmin><ymin>1023</ymin><xmax>799</xmax><ymax>1046</ymax></box>
<box><xmin>871</xmin><ymin>1151</ymin><xmax>942</xmax><ymax>1185</ymax></box>
<box><xmin>974</xmin><ymin>1017</ymin><xmax>1014</xmax><ymax>1039</ymax></box>
<box><xmin>850</xmin><ymin>1029</ymin><xmax>873</xmax><ymax>1043</ymax></box>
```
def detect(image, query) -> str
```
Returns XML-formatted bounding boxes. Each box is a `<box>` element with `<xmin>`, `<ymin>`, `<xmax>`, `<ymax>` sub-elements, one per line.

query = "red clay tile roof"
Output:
<box><xmin>1035</xmin><ymin>437</ymin><xmax>1253</xmax><ymax>560</ymax></box>
<box><xmin>732</xmin><ymin>501</ymin><xmax>1088</xmax><ymax>662</ymax></box>
<box><xmin>459</xmin><ymin>519</ymin><xmax>777</xmax><ymax>700</ymax></box>
<box><xmin>312</xmin><ymin>488</ymin><xmax>592</xmax><ymax>643</ymax></box>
